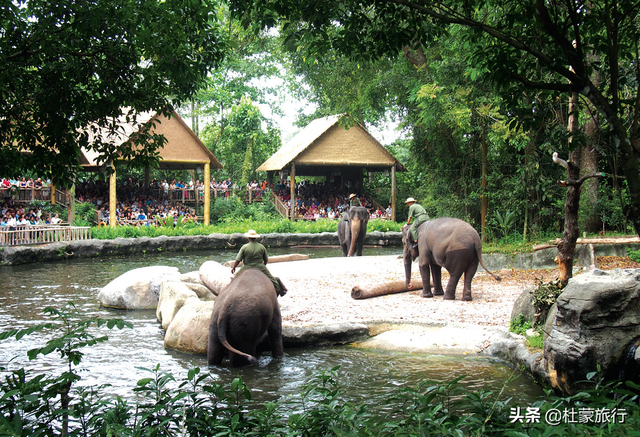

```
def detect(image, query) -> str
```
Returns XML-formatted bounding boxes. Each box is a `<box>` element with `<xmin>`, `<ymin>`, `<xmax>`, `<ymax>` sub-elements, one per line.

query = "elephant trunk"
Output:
<box><xmin>347</xmin><ymin>217</ymin><xmax>361</xmax><ymax>257</ymax></box>
<box><xmin>403</xmin><ymin>253</ymin><xmax>413</xmax><ymax>286</ymax></box>
<box><xmin>402</xmin><ymin>227</ymin><xmax>414</xmax><ymax>286</ymax></box>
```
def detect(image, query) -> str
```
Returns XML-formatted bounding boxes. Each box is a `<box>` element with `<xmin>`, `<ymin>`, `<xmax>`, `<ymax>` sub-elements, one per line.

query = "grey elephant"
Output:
<box><xmin>207</xmin><ymin>268</ymin><xmax>286</xmax><ymax>367</ymax></box>
<box><xmin>337</xmin><ymin>206</ymin><xmax>370</xmax><ymax>257</ymax></box>
<box><xmin>403</xmin><ymin>217</ymin><xmax>500</xmax><ymax>301</ymax></box>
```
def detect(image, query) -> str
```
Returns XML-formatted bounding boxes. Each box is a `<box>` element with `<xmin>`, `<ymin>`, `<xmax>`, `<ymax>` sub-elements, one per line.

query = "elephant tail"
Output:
<box><xmin>347</xmin><ymin>217</ymin><xmax>361</xmax><ymax>257</ymax></box>
<box><xmin>476</xmin><ymin>243</ymin><xmax>501</xmax><ymax>282</ymax></box>
<box><xmin>217</xmin><ymin>312</ymin><xmax>259</xmax><ymax>365</ymax></box>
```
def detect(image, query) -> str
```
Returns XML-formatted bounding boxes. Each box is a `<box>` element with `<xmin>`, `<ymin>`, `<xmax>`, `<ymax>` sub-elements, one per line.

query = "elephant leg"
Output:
<box><xmin>419</xmin><ymin>263</ymin><xmax>432</xmax><ymax>298</ymax></box>
<box><xmin>462</xmin><ymin>259</ymin><xmax>479</xmax><ymax>301</ymax></box>
<box><xmin>431</xmin><ymin>265</ymin><xmax>444</xmax><ymax>296</ymax></box>
<box><xmin>444</xmin><ymin>270</ymin><xmax>463</xmax><ymax>300</ymax></box>
<box><xmin>267</xmin><ymin>306</ymin><xmax>284</xmax><ymax>358</ymax></box>
<box><xmin>207</xmin><ymin>323</ymin><xmax>224</xmax><ymax>366</ymax></box>
<box><xmin>356</xmin><ymin>235</ymin><xmax>365</xmax><ymax>256</ymax></box>
<box><xmin>341</xmin><ymin>242</ymin><xmax>349</xmax><ymax>257</ymax></box>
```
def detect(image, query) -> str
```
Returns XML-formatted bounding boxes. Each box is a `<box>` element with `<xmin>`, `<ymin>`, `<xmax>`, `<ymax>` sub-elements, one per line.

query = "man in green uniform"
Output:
<box><xmin>349</xmin><ymin>193</ymin><xmax>361</xmax><ymax>206</ymax></box>
<box><xmin>404</xmin><ymin>197</ymin><xmax>429</xmax><ymax>248</ymax></box>
<box><xmin>231</xmin><ymin>230</ymin><xmax>286</xmax><ymax>294</ymax></box>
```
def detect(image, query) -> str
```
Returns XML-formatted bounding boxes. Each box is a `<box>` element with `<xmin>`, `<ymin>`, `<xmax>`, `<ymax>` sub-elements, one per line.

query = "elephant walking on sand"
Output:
<box><xmin>403</xmin><ymin>217</ymin><xmax>500</xmax><ymax>301</ymax></box>
<box><xmin>208</xmin><ymin>268</ymin><xmax>286</xmax><ymax>367</ymax></box>
<box><xmin>338</xmin><ymin>206</ymin><xmax>370</xmax><ymax>257</ymax></box>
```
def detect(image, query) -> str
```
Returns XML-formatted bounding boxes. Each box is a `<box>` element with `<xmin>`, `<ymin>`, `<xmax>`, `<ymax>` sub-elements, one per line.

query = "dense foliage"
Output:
<box><xmin>1</xmin><ymin>0</ymin><xmax>227</xmax><ymax>186</ymax></box>
<box><xmin>2</xmin><ymin>306</ymin><xmax>639</xmax><ymax>436</ymax></box>
<box><xmin>225</xmin><ymin>0</ymin><xmax>640</xmax><ymax>239</ymax></box>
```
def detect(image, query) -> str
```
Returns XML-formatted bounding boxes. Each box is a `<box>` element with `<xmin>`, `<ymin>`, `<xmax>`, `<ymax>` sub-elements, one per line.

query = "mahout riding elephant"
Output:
<box><xmin>207</xmin><ymin>268</ymin><xmax>286</xmax><ymax>367</ymax></box>
<box><xmin>337</xmin><ymin>206</ymin><xmax>370</xmax><ymax>257</ymax></box>
<box><xmin>402</xmin><ymin>217</ymin><xmax>500</xmax><ymax>301</ymax></box>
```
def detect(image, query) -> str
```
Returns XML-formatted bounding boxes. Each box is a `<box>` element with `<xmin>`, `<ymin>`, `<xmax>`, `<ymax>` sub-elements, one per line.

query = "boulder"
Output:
<box><xmin>164</xmin><ymin>300</ymin><xmax>215</xmax><ymax>355</ymax></box>
<box><xmin>282</xmin><ymin>323</ymin><xmax>369</xmax><ymax>348</ymax></box>
<box><xmin>185</xmin><ymin>283</ymin><xmax>216</xmax><ymax>301</ymax></box>
<box><xmin>156</xmin><ymin>280</ymin><xmax>200</xmax><ymax>330</ymax></box>
<box><xmin>98</xmin><ymin>266</ymin><xmax>180</xmax><ymax>310</ymax></box>
<box><xmin>179</xmin><ymin>271</ymin><xmax>204</xmax><ymax>285</ymax></box>
<box><xmin>199</xmin><ymin>261</ymin><xmax>233</xmax><ymax>296</ymax></box>
<box><xmin>544</xmin><ymin>269</ymin><xmax>640</xmax><ymax>394</ymax></box>
<box><xmin>510</xmin><ymin>287</ymin><xmax>536</xmax><ymax>324</ymax></box>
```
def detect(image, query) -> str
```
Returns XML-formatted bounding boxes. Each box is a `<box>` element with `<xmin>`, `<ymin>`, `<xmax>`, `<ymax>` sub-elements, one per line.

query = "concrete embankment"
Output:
<box><xmin>4</xmin><ymin>230</ymin><xmax>633</xmax><ymax>269</ymax></box>
<box><xmin>3</xmin><ymin>227</ymin><xmax>637</xmax><ymax>270</ymax></box>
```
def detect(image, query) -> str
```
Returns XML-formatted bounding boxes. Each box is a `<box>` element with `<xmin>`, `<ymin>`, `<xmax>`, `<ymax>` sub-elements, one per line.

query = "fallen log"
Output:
<box><xmin>223</xmin><ymin>253</ymin><xmax>310</xmax><ymax>268</ymax></box>
<box><xmin>549</xmin><ymin>236</ymin><xmax>640</xmax><ymax>245</ymax></box>
<box><xmin>533</xmin><ymin>243</ymin><xmax>557</xmax><ymax>251</ymax></box>
<box><xmin>351</xmin><ymin>278</ymin><xmax>425</xmax><ymax>300</ymax></box>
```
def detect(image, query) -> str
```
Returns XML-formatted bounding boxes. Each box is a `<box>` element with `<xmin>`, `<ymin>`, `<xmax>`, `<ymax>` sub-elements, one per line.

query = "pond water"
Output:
<box><xmin>0</xmin><ymin>246</ymin><xmax>546</xmax><ymax>407</ymax></box>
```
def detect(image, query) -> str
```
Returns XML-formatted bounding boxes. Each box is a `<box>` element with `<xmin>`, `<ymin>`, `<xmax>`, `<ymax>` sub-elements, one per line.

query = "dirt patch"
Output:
<box><xmin>268</xmin><ymin>255</ymin><xmax>638</xmax><ymax>329</ymax></box>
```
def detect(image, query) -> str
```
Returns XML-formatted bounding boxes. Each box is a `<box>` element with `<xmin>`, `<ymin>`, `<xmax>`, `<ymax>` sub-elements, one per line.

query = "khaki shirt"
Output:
<box><xmin>408</xmin><ymin>203</ymin><xmax>429</xmax><ymax>223</ymax></box>
<box><xmin>235</xmin><ymin>241</ymin><xmax>268</xmax><ymax>267</ymax></box>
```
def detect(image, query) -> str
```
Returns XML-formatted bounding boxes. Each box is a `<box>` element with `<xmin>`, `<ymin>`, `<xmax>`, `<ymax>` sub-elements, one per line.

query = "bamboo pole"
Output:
<box><xmin>204</xmin><ymin>162</ymin><xmax>210</xmax><ymax>226</ymax></box>
<box><xmin>109</xmin><ymin>165</ymin><xmax>117</xmax><ymax>227</ymax></box>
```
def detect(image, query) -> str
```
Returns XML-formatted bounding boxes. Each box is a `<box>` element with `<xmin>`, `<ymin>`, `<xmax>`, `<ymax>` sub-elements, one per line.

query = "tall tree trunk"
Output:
<box><xmin>481</xmin><ymin>121</ymin><xmax>488</xmax><ymax>242</ymax></box>
<box><xmin>554</xmin><ymin>92</ymin><xmax>582</xmax><ymax>286</ymax></box>
<box><xmin>581</xmin><ymin>114</ymin><xmax>601</xmax><ymax>233</ymax></box>
<box><xmin>523</xmin><ymin>128</ymin><xmax>537</xmax><ymax>240</ymax></box>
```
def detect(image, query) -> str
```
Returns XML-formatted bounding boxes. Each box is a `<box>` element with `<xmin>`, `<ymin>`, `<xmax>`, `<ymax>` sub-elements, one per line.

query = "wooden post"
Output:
<box><xmin>67</xmin><ymin>183</ymin><xmax>75</xmax><ymax>225</ymax></box>
<box><xmin>391</xmin><ymin>165</ymin><xmax>396</xmax><ymax>222</ymax></box>
<box><xmin>204</xmin><ymin>162</ymin><xmax>210</xmax><ymax>226</ymax></box>
<box><xmin>290</xmin><ymin>163</ymin><xmax>296</xmax><ymax>221</ymax></box>
<box><xmin>109</xmin><ymin>164</ymin><xmax>117</xmax><ymax>227</ymax></box>
<box><xmin>144</xmin><ymin>167</ymin><xmax>150</xmax><ymax>189</ymax></box>
<box><xmin>51</xmin><ymin>184</ymin><xmax>56</xmax><ymax>205</ymax></box>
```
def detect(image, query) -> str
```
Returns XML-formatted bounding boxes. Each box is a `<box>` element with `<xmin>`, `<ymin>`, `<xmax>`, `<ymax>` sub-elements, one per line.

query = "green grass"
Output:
<box><xmin>91</xmin><ymin>218</ymin><xmax>404</xmax><ymax>240</ymax></box>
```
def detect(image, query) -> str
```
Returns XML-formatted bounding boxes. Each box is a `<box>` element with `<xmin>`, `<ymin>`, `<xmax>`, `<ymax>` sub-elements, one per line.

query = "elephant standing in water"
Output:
<box><xmin>338</xmin><ymin>206</ymin><xmax>370</xmax><ymax>257</ymax></box>
<box><xmin>208</xmin><ymin>268</ymin><xmax>286</xmax><ymax>367</ymax></box>
<box><xmin>403</xmin><ymin>217</ymin><xmax>500</xmax><ymax>301</ymax></box>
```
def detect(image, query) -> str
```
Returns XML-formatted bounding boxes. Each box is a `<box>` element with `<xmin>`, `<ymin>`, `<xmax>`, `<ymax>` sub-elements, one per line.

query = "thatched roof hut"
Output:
<box><xmin>257</xmin><ymin>115</ymin><xmax>406</xmax><ymax>220</ymax></box>
<box><xmin>80</xmin><ymin>110</ymin><xmax>222</xmax><ymax>225</ymax></box>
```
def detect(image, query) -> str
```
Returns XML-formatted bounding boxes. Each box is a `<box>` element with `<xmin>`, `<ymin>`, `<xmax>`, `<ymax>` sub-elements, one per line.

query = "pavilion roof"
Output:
<box><xmin>80</xmin><ymin>110</ymin><xmax>222</xmax><ymax>171</ymax></box>
<box><xmin>257</xmin><ymin>115</ymin><xmax>406</xmax><ymax>173</ymax></box>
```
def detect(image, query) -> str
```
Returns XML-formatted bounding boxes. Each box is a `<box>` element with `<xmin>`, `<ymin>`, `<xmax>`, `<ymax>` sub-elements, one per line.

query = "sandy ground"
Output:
<box><xmin>266</xmin><ymin>255</ymin><xmax>561</xmax><ymax>328</ymax></box>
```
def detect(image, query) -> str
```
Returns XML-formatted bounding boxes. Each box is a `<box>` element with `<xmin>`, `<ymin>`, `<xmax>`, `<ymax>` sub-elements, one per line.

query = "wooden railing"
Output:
<box><xmin>272</xmin><ymin>194</ymin><xmax>290</xmax><ymax>219</ymax></box>
<box><xmin>1</xmin><ymin>187</ymin><xmax>69</xmax><ymax>206</ymax></box>
<box><xmin>0</xmin><ymin>225</ymin><xmax>91</xmax><ymax>246</ymax></box>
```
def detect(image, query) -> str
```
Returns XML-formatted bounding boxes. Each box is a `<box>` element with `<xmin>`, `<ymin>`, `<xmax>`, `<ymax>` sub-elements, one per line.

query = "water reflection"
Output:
<box><xmin>0</xmin><ymin>247</ymin><xmax>544</xmax><ymax>406</ymax></box>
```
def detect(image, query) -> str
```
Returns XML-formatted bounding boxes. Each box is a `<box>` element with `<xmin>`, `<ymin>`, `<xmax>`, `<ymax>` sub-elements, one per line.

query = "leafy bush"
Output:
<box><xmin>2</xmin><ymin>305</ymin><xmax>640</xmax><ymax>436</ymax></box>
<box><xmin>532</xmin><ymin>279</ymin><xmax>564</xmax><ymax>326</ymax></box>
<box><xmin>629</xmin><ymin>249</ymin><xmax>640</xmax><ymax>263</ymax></box>
<box><xmin>509</xmin><ymin>313</ymin><xmax>532</xmax><ymax>336</ymax></box>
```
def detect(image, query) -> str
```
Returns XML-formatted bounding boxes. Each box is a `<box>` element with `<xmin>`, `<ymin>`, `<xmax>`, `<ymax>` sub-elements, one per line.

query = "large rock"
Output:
<box><xmin>199</xmin><ymin>261</ymin><xmax>233</xmax><ymax>296</ymax></box>
<box><xmin>510</xmin><ymin>288</ymin><xmax>536</xmax><ymax>324</ymax></box>
<box><xmin>164</xmin><ymin>300</ymin><xmax>215</xmax><ymax>355</ymax></box>
<box><xmin>98</xmin><ymin>266</ymin><xmax>180</xmax><ymax>310</ymax></box>
<box><xmin>544</xmin><ymin>269</ymin><xmax>640</xmax><ymax>394</ymax></box>
<box><xmin>156</xmin><ymin>280</ymin><xmax>200</xmax><ymax>330</ymax></box>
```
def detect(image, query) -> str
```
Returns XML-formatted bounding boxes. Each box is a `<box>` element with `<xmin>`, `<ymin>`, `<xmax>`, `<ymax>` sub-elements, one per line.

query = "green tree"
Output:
<box><xmin>1</xmin><ymin>0</ymin><xmax>227</xmax><ymax>186</ymax></box>
<box><xmin>230</xmin><ymin>0</ymin><xmax>640</xmax><ymax>236</ymax></box>
<box><xmin>211</xmin><ymin>97</ymin><xmax>280</xmax><ymax>186</ymax></box>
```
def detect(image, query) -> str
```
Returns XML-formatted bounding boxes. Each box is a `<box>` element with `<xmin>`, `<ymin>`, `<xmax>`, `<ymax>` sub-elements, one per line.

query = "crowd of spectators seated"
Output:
<box><xmin>273</xmin><ymin>178</ymin><xmax>390</xmax><ymax>221</ymax></box>
<box><xmin>1</xmin><ymin>177</ymin><xmax>50</xmax><ymax>190</ymax></box>
<box><xmin>3</xmin><ymin>175</ymin><xmax>392</xmax><ymax>227</ymax></box>
<box><xmin>1</xmin><ymin>203</ymin><xmax>62</xmax><ymax>229</ymax></box>
<box><xmin>77</xmin><ymin>178</ymin><xmax>202</xmax><ymax>226</ymax></box>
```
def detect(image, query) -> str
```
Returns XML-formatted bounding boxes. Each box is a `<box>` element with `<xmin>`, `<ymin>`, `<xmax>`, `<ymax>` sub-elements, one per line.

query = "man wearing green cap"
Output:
<box><xmin>404</xmin><ymin>197</ymin><xmax>429</xmax><ymax>248</ymax></box>
<box><xmin>231</xmin><ymin>230</ymin><xmax>286</xmax><ymax>293</ymax></box>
